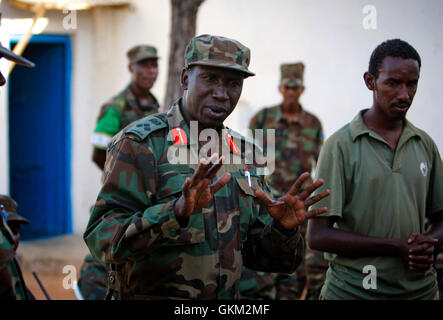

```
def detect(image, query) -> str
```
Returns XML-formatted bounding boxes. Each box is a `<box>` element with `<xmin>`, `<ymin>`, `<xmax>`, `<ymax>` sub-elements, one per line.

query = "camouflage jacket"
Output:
<box><xmin>84</xmin><ymin>100</ymin><xmax>304</xmax><ymax>300</ymax></box>
<box><xmin>92</xmin><ymin>85</ymin><xmax>160</xmax><ymax>149</ymax></box>
<box><xmin>249</xmin><ymin>104</ymin><xmax>323</xmax><ymax>196</ymax></box>
<box><xmin>8</xmin><ymin>257</ymin><xmax>34</xmax><ymax>300</ymax></box>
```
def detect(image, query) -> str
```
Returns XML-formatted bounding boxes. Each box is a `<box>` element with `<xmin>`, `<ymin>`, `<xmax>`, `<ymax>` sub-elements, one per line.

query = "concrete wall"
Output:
<box><xmin>1</xmin><ymin>0</ymin><xmax>442</xmax><ymax>235</ymax></box>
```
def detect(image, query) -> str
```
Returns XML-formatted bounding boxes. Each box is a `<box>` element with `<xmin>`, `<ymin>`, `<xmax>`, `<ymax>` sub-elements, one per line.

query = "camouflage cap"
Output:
<box><xmin>127</xmin><ymin>45</ymin><xmax>158</xmax><ymax>64</ymax></box>
<box><xmin>184</xmin><ymin>34</ymin><xmax>255</xmax><ymax>77</ymax></box>
<box><xmin>0</xmin><ymin>194</ymin><xmax>30</xmax><ymax>225</ymax></box>
<box><xmin>280</xmin><ymin>62</ymin><xmax>304</xmax><ymax>88</ymax></box>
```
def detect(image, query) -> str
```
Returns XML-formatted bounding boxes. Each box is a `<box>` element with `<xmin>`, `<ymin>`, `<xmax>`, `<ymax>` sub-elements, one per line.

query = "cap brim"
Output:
<box><xmin>0</xmin><ymin>45</ymin><xmax>35</xmax><ymax>67</ymax></box>
<box><xmin>6</xmin><ymin>211</ymin><xmax>30</xmax><ymax>225</ymax></box>
<box><xmin>131</xmin><ymin>55</ymin><xmax>159</xmax><ymax>64</ymax></box>
<box><xmin>280</xmin><ymin>79</ymin><xmax>303</xmax><ymax>88</ymax></box>
<box><xmin>188</xmin><ymin>60</ymin><xmax>255</xmax><ymax>78</ymax></box>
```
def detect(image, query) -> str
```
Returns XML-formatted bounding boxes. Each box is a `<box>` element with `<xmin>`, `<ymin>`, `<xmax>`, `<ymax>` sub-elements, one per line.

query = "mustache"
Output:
<box><xmin>206</xmin><ymin>105</ymin><xmax>229</xmax><ymax>113</ymax></box>
<box><xmin>391</xmin><ymin>101</ymin><xmax>411</xmax><ymax>108</ymax></box>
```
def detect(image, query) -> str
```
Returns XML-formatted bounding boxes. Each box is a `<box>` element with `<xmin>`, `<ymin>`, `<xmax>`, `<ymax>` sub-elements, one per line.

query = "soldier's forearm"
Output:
<box><xmin>425</xmin><ymin>217</ymin><xmax>443</xmax><ymax>251</ymax></box>
<box><xmin>85</xmin><ymin>198</ymin><xmax>206</xmax><ymax>264</ymax></box>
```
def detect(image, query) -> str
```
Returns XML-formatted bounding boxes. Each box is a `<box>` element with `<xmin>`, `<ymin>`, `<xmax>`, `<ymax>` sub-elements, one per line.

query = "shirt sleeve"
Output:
<box><xmin>91</xmin><ymin>108</ymin><xmax>122</xmax><ymax>150</ymax></box>
<box><xmin>314</xmin><ymin>122</ymin><xmax>325</xmax><ymax>162</ymax></box>
<box><xmin>310</xmin><ymin>136</ymin><xmax>346</xmax><ymax>218</ymax></box>
<box><xmin>427</xmin><ymin>140</ymin><xmax>443</xmax><ymax>217</ymax></box>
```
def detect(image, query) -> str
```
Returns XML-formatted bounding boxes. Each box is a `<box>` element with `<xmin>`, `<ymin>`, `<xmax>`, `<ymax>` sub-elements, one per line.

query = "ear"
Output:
<box><xmin>298</xmin><ymin>86</ymin><xmax>305</xmax><ymax>95</ymax></box>
<box><xmin>128</xmin><ymin>63</ymin><xmax>134</xmax><ymax>74</ymax></box>
<box><xmin>364</xmin><ymin>72</ymin><xmax>375</xmax><ymax>91</ymax></box>
<box><xmin>181</xmin><ymin>68</ymin><xmax>190</xmax><ymax>90</ymax></box>
<box><xmin>278</xmin><ymin>85</ymin><xmax>284</xmax><ymax>94</ymax></box>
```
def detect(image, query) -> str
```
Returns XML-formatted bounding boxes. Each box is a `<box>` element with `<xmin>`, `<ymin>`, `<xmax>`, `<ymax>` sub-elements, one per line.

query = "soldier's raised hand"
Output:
<box><xmin>174</xmin><ymin>153</ymin><xmax>231</xmax><ymax>219</ymax></box>
<box><xmin>254</xmin><ymin>172</ymin><xmax>330</xmax><ymax>230</ymax></box>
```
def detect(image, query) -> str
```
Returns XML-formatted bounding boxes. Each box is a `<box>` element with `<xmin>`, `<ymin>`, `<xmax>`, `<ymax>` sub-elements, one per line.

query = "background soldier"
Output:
<box><xmin>242</xmin><ymin>63</ymin><xmax>327</xmax><ymax>300</ymax></box>
<box><xmin>0</xmin><ymin>195</ymin><xmax>34</xmax><ymax>300</ymax></box>
<box><xmin>91</xmin><ymin>44</ymin><xmax>160</xmax><ymax>170</ymax></box>
<box><xmin>78</xmin><ymin>44</ymin><xmax>160</xmax><ymax>300</ymax></box>
<box><xmin>83</xmin><ymin>34</ymin><xmax>330</xmax><ymax>300</ymax></box>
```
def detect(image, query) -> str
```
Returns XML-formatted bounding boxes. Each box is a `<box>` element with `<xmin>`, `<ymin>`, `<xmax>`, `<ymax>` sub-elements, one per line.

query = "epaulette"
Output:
<box><xmin>125</xmin><ymin>115</ymin><xmax>168</xmax><ymax>141</ymax></box>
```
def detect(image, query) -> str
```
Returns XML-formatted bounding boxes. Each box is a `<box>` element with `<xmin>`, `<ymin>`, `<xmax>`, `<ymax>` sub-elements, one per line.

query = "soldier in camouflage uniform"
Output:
<box><xmin>0</xmin><ymin>199</ymin><xmax>16</xmax><ymax>299</ymax></box>
<box><xmin>91</xmin><ymin>44</ymin><xmax>160</xmax><ymax>170</ymax></box>
<box><xmin>79</xmin><ymin>45</ymin><xmax>161</xmax><ymax>299</ymax></box>
<box><xmin>83</xmin><ymin>34</ymin><xmax>330</xmax><ymax>300</ymax></box>
<box><xmin>241</xmin><ymin>63</ymin><xmax>327</xmax><ymax>300</ymax></box>
<box><xmin>0</xmin><ymin>195</ymin><xmax>34</xmax><ymax>300</ymax></box>
<box><xmin>0</xmin><ymin>26</ymin><xmax>35</xmax><ymax>299</ymax></box>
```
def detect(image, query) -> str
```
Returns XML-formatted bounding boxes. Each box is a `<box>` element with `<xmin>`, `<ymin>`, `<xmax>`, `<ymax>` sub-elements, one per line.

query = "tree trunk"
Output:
<box><xmin>163</xmin><ymin>0</ymin><xmax>205</xmax><ymax>111</ymax></box>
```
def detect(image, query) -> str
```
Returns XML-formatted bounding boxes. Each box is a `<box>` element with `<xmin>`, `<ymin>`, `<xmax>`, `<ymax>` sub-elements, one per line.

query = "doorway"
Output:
<box><xmin>8</xmin><ymin>35</ymin><xmax>72</xmax><ymax>240</ymax></box>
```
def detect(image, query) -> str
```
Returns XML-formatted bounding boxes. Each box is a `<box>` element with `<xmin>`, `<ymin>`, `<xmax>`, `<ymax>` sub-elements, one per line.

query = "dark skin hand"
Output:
<box><xmin>406</xmin><ymin>233</ymin><xmax>437</xmax><ymax>272</ymax></box>
<box><xmin>174</xmin><ymin>153</ymin><xmax>330</xmax><ymax>229</ymax></box>
<box><xmin>254</xmin><ymin>172</ymin><xmax>330</xmax><ymax>230</ymax></box>
<box><xmin>308</xmin><ymin>216</ymin><xmax>443</xmax><ymax>273</ymax></box>
<box><xmin>174</xmin><ymin>153</ymin><xmax>231</xmax><ymax>220</ymax></box>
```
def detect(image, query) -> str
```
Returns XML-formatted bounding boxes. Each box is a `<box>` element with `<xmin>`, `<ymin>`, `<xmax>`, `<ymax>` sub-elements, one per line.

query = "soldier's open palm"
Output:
<box><xmin>255</xmin><ymin>172</ymin><xmax>330</xmax><ymax>230</ymax></box>
<box><xmin>174</xmin><ymin>153</ymin><xmax>231</xmax><ymax>218</ymax></box>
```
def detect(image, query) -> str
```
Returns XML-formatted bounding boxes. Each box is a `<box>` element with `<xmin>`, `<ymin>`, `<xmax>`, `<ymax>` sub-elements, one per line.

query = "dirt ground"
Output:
<box><xmin>16</xmin><ymin>234</ymin><xmax>89</xmax><ymax>300</ymax></box>
<box><xmin>22</xmin><ymin>271</ymin><xmax>77</xmax><ymax>300</ymax></box>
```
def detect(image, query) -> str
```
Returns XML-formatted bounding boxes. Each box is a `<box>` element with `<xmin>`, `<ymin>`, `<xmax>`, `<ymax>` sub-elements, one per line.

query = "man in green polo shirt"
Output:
<box><xmin>308</xmin><ymin>39</ymin><xmax>443</xmax><ymax>299</ymax></box>
<box><xmin>91</xmin><ymin>44</ymin><xmax>160</xmax><ymax>170</ymax></box>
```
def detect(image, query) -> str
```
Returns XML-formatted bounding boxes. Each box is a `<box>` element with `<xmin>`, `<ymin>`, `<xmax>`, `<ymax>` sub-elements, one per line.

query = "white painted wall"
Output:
<box><xmin>1</xmin><ymin>0</ymin><xmax>442</xmax><ymax>235</ymax></box>
<box><xmin>196</xmin><ymin>0</ymin><xmax>443</xmax><ymax>154</ymax></box>
<box><xmin>0</xmin><ymin>29</ymin><xmax>10</xmax><ymax>195</ymax></box>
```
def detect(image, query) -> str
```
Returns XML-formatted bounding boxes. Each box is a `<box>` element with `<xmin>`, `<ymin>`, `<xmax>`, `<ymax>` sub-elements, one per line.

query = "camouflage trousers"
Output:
<box><xmin>275</xmin><ymin>248</ymin><xmax>328</xmax><ymax>300</ymax></box>
<box><xmin>239</xmin><ymin>221</ymin><xmax>328</xmax><ymax>300</ymax></box>
<box><xmin>238</xmin><ymin>268</ymin><xmax>276</xmax><ymax>300</ymax></box>
<box><xmin>77</xmin><ymin>253</ymin><xmax>108</xmax><ymax>300</ymax></box>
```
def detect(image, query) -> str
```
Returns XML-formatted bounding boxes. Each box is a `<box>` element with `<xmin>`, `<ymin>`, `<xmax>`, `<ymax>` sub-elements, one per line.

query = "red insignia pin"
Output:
<box><xmin>226</xmin><ymin>133</ymin><xmax>240</xmax><ymax>154</ymax></box>
<box><xmin>171</xmin><ymin>127</ymin><xmax>188</xmax><ymax>145</ymax></box>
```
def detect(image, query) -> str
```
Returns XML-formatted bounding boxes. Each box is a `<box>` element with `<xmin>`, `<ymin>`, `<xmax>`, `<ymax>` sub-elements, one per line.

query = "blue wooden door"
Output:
<box><xmin>8</xmin><ymin>36</ymin><xmax>72</xmax><ymax>240</ymax></box>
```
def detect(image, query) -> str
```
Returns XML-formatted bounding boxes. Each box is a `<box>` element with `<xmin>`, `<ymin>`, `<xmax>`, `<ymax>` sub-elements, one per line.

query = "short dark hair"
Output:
<box><xmin>368</xmin><ymin>39</ymin><xmax>421</xmax><ymax>79</ymax></box>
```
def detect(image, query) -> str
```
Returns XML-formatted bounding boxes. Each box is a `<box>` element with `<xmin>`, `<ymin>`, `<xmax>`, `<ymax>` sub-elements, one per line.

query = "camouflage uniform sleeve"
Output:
<box><xmin>248</xmin><ymin>109</ymin><xmax>263</xmax><ymax>131</ymax></box>
<box><xmin>84</xmin><ymin>135</ymin><xmax>193</xmax><ymax>264</ymax></box>
<box><xmin>242</xmin><ymin>177</ymin><xmax>304</xmax><ymax>274</ymax></box>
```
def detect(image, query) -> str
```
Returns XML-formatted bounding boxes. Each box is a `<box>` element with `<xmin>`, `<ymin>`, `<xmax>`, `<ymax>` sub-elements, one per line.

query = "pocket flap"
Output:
<box><xmin>235</xmin><ymin>176</ymin><xmax>261</xmax><ymax>197</ymax></box>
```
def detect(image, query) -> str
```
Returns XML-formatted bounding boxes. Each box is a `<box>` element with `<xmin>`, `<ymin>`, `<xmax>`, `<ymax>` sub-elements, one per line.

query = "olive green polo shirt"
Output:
<box><xmin>312</xmin><ymin>110</ymin><xmax>443</xmax><ymax>300</ymax></box>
